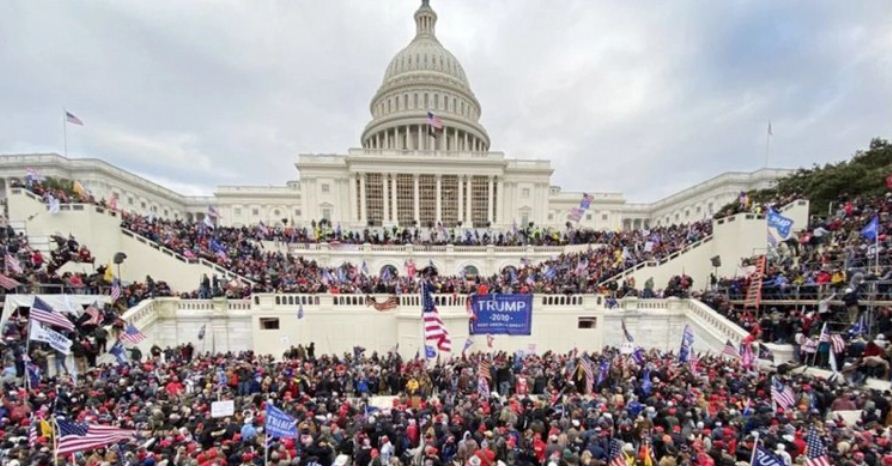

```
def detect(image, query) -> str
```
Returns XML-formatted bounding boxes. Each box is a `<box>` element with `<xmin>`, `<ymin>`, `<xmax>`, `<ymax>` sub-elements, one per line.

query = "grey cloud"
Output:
<box><xmin>1</xmin><ymin>0</ymin><xmax>890</xmax><ymax>201</ymax></box>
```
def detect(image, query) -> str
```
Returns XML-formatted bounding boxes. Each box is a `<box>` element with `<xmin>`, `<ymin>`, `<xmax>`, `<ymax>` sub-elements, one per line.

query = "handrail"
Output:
<box><xmin>598</xmin><ymin>234</ymin><xmax>714</xmax><ymax>286</ymax></box>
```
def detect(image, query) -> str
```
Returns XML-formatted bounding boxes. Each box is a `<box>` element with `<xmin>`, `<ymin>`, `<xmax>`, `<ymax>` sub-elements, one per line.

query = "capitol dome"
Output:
<box><xmin>361</xmin><ymin>0</ymin><xmax>490</xmax><ymax>153</ymax></box>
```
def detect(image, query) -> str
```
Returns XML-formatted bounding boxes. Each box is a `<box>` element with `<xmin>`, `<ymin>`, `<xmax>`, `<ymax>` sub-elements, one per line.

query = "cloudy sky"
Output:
<box><xmin>1</xmin><ymin>0</ymin><xmax>890</xmax><ymax>201</ymax></box>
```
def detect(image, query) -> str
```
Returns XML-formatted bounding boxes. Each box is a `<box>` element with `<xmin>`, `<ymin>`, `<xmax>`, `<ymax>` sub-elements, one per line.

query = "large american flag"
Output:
<box><xmin>830</xmin><ymin>334</ymin><xmax>846</xmax><ymax>355</ymax></box>
<box><xmin>57</xmin><ymin>419</ymin><xmax>135</xmax><ymax>454</ymax></box>
<box><xmin>421</xmin><ymin>282</ymin><xmax>452</xmax><ymax>352</ymax></box>
<box><xmin>771</xmin><ymin>376</ymin><xmax>796</xmax><ymax>410</ymax></box>
<box><xmin>64</xmin><ymin>111</ymin><xmax>84</xmax><ymax>126</ymax></box>
<box><xmin>609</xmin><ymin>439</ymin><xmax>628</xmax><ymax>466</ymax></box>
<box><xmin>120</xmin><ymin>324</ymin><xmax>146</xmax><ymax>344</ymax></box>
<box><xmin>805</xmin><ymin>426</ymin><xmax>830</xmax><ymax>466</ymax></box>
<box><xmin>30</xmin><ymin>297</ymin><xmax>75</xmax><ymax>331</ymax></box>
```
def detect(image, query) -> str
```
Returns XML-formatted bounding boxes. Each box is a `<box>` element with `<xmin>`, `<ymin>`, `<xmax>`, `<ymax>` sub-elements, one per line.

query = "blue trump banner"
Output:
<box><xmin>469</xmin><ymin>294</ymin><xmax>533</xmax><ymax>335</ymax></box>
<box><xmin>766</xmin><ymin>208</ymin><xmax>794</xmax><ymax>247</ymax></box>
<box><xmin>266</xmin><ymin>404</ymin><xmax>297</xmax><ymax>439</ymax></box>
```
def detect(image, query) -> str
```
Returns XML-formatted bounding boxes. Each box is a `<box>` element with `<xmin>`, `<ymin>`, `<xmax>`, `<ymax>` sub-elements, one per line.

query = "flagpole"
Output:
<box><xmin>749</xmin><ymin>432</ymin><xmax>760</xmax><ymax>465</ymax></box>
<box><xmin>62</xmin><ymin>110</ymin><xmax>68</xmax><ymax>158</ymax></box>
<box><xmin>764</xmin><ymin>122</ymin><xmax>771</xmax><ymax>168</ymax></box>
<box><xmin>52</xmin><ymin>417</ymin><xmax>60</xmax><ymax>465</ymax></box>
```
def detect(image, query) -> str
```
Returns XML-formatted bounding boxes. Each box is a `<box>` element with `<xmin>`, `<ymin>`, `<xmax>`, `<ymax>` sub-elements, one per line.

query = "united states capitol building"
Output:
<box><xmin>0</xmin><ymin>0</ymin><xmax>788</xmax><ymax>231</ymax></box>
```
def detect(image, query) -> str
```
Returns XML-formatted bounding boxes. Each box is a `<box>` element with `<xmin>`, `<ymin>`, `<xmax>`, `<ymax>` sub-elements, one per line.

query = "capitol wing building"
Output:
<box><xmin>0</xmin><ymin>0</ymin><xmax>788</xmax><ymax>230</ymax></box>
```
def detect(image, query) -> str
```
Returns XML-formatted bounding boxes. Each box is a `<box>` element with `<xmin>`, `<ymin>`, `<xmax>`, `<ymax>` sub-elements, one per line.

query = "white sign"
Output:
<box><xmin>29</xmin><ymin>321</ymin><xmax>73</xmax><ymax>355</ymax></box>
<box><xmin>211</xmin><ymin>400</ymin><xmax>234</xmax><ymax>418</ymax></box>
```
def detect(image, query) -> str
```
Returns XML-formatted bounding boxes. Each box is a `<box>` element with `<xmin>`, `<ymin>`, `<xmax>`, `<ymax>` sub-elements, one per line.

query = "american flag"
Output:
<box><xmin>56</xmin><ymin>419</ymin><xmax>135</xmax><ymax>454</ymax></box>
<box><xmin>478</xmin><ymin>357</ymin><xmax>492</xmax><ymax>386</ymax></box>
<box><xmin>28</xmin><ymin>420</ymin><xmax>39</xmax><ymax>447</ymax></box>
<box><xmin>830</xmin><ymin>334</ymin><xmax>846</xmax><ymax>355</ymax></box>
<box><xmin>805</xmin><ymin>426</ymin><xmax>830</xmax><ymax>466</ymax></box>
<box><xmin>609</xmin><ymin>439</ymin><xmax>628</xmax><ymax>466</ymax></box>
<box><xmin>421</xmin><ymin>282</ymin><xmax>451</xmax><ymax>352</ymax></box>
<box><xmin>5</xmin><ymin>253</ymin><xmax>23</xmax><ymax>274</ymax></box>
<box><xmin>30</xmin><ymin>297</ymin><xmax>75</xmax><ymax>331</ymax></box>
<box><xmin>580</xmin><ymin>356</ymin><xmax>595</xmax><ymax>394</ymax></box>
<box><xmin>722</xmin><ymin>340</ymin><xmax>740</xmax><ymax>358</ymax></box>
<box><xmin>801</xmin><ymin>337</ymin><xmax>818</xmax><ymax>354</ymax></box>
<box><xmin>110</xmin><ymin>278</ymin><xmax>122</xmax><ymax>303</ymax></box>
<box><xmin>120</xmin><ymin>324</ymin><xmax>146</xmax><ymax>344</ymax></box>
<box><xmin>65</xmin><ymin>111</ymin><xmax>84</xmax><ymax>126</ymax></box>
<box><xmin>771</xmin><ymin>376</ymin><xmax>796</xmax><ymax>410</ymax></box>
<box><xmin>426</xmin><ymin>111</ymin><xmax>444</xmax><ymax>133</ymax></box>
<box><xmin>0</xmin><ymin>272</ymin><xmax>21</xmax><ymax>290</ymax></box>
<box><xmin>83</xmin><ymin>303</ymin><xmax>103</xmax><ymax>326</ymax></box>
<box><xmin>207</xmin><ymin>205</ymin><xmax>220</xmax><ymax>219</ymax></box>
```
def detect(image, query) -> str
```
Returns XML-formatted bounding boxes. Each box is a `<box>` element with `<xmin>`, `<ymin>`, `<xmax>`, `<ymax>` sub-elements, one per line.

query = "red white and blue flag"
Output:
<box><xmin>427</xmin><ymin>111</ymin><xmax>444</xmax><ymax>135</ymax></box>
<box><xmin>30</xmin><ymin>297</ymin><xmax>75</xmax><ymax>331</ymax></box>
<box><xmin>422</xmin><ymin>282</ymin><xmax>452</xmax><ymax>352</ymax></box>
<box><xmin>120</xmin><ymin>324</ymin><xmax>146</xmax><ymax>344</ymax></box>
<box><xmin>65</xmin><ymin>111</ymin><xmax>84</xmax><ymax>126</ymax></box>
<box><xmin>805</xmin><ymin>426</ymin><xmax>830</xmax><ymax>466</ymax></box>
<box><xmin>56</xmin><ymin>419</ymin><xmax>135</xmax><ymax>454</ymax></box>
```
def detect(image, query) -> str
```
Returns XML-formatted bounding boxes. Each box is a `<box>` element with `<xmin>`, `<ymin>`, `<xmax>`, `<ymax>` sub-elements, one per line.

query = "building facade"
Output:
<box><xmin>0</xmin><ymin>1</ymin><xmax>790</xmax><ymax>231</ymax></box>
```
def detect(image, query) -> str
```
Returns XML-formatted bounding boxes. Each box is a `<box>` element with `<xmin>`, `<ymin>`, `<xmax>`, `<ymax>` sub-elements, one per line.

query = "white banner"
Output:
<box><xmin>211</xmin><ymin>400</ymin><xmax>235</xmax><ymax>418</ymax></box>
<box><xmin>29</xmin><ymin>320</ymin><xmax>73</xmax><ymax>355</ymax></box>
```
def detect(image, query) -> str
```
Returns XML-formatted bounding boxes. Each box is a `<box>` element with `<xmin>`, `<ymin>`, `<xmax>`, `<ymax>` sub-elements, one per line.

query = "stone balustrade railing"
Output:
<box><xmin>286</xmin><ymin>241</ymin><xmax>595</xmax><ymax>256</ymax></box>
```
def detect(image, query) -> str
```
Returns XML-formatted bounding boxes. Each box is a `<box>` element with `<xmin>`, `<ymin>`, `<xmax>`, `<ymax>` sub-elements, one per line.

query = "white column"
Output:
<box><xmin>348</xmin><ymin>173</ymin><xmax>358</xmax><ymax>222</ymax></box>
<box><xmin>457</xmin><ymin>175</ymin><xmax>464</xmax><ymax>224</ymax></box>
<box><xmin>464</xmin><ymin>132</ymin><xmax>469</xmax><ymax>152</ymax></box>
<box><xmin>435</xmin><ymin>174</ymin><xmax>442</xmax><ymax>224</ymax></box>
<box><xmin>417</xmin><ymin>125</ymin><xmax>423</xmax><ymax>151</ymax></box>
<box><xmin>382</xmin><ymin>174</ymin><xmax>390</xmax><ymax>225</ymax></box>
<box><xmin>466</xmin><ymin>176</ymin><xmax>473</xmax><ymax>224</ymax></box>
<box><xmin>391</xmin><ymin>173</ymin><xmax>399</xmax><ymax>224</ymax></box>
<box><xmin>487</xmin><ymin>175</ymin><xmax>494</xmax><ymax>225</ymax></box>
<box><xmin>453</xmin><ymin>129</ymin><xmax>459</xmax><ymax>152</ymax></box>
<box><xmin>359</xmin><ymin>173</ymin><xmax>368</xmax><ymax>224</ymax></box>
<box><xmin>496</xmin><ymin>177</ymin><xmax>504</xmax><ymax>225</ymax></box>
<box><xmin>413</xmin><ymin>174</ymin><xmax>420</xmax><ymax>224</ymax></box>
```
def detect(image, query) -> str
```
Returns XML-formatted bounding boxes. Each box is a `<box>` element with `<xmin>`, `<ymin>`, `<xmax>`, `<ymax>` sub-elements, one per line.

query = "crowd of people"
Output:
<box><xmin>2</xmin><ymin>343</ymin><xmax>890</xmax><ymax>466</ymax></box>
<box><xmin>120</xmin><ymin>211</ymin><xmax>713</xmax><ymax>298</ymax></box>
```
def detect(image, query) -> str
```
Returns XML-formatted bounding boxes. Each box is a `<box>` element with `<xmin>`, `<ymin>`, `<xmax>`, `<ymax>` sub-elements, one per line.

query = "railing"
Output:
<box><xmin>685</xmin><ymin>298</ymin><xmax>749</xmax><ymax>342</ymax></box>
<box><xmin>6</xmin><ymin>283</ymin><xmax>113</xmax><ymax>296</ymax></box>
<box><xmin>719</xmin><ymin>280</ymin><xmax>892</xmax><ymax>306</ymax></box>
<box><xmin>120</xmin><ymin>228</ymin><xmax>254</xmax><ymax>286</ymax></box>
<box><xmin>599</xmin><ymin>234</ymin><xmax>714</xmax><ymax>286</ymax></box>
<box><xmin>289</xmin><ymin>241</ymin><xmax>588</xmax><ymax>257</ymax></box>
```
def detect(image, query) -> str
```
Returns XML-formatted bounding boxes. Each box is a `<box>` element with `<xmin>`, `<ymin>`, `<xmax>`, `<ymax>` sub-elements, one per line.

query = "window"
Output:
<box><xmin>259</xmin><ymin>318</ymin><xmax>280</xmax><ymax>330</ymax></box>
<box><xmin>397</xmin><ymin>174</ymin><xmax>415</xmax><ymax>226</ymax></box>
<box><xmin>586</xmin><ymin>214</ymin><xmax>593</xmax><ymax>220</ymax></box>
<box><xmin>322</xmin><ymin>208</ymin><xmax>332</xmax><ymax>220</ymax></box>
<box><xmin>128</xmin><ymin>197</ymin><xmax>134</xmax><ymax>205</ymax></box>
<box><xmin>235</xmin><ymin>208</ymin><xmax>242</xmax><ymax>216</ymax></box>
<box><xmin>441</xmin><ymin>175</ymin><xmax>458</xmax><ymax>226</ymax></box>
<box><xmin>321</xmin><ymin>183</ymin><xmax>330</xmax><ymax>193</ymax></box>
<box><xmin>522</xmin><ymin>188</ymin><xmax>530</xmax><ymax>198</ymax></box>
<box><xmin>365</xmin><ymin>173</ymin><xmax>384</xmax><ymax>226</ymax></box>
<box><xmin>602</xmin><ymin>214</ymin><xmax>608</xmax><ymax>221</ymax></box>
<box><xmin>294</xmin><ymin>209</ymin><xmax>302</xmax><ymax>217</ymax></box>
<box><xmin>252</xmin><ymin>208</ymin><xmax>259</xmax><ymax>216</ymax></box>
<box><xmin>273</xmin><ymin>209</ymin><xmax>280</xmax><ymax>217</ymax></box>
<box><xmin>578</xmin><ymin>317</ymin><xmax>597</xmax><ymax>329</ymax></box>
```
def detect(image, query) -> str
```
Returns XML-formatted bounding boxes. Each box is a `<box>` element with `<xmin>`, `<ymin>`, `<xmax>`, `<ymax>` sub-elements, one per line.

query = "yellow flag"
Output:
<box><xmin>104</xmin><ymin>261</ymin><xmax>114</xmax><ymax>283</ymax></box>
<box><xmin>40</xmin><ymin>419</ymin><xmax>53</xmax><ymax>438</ymax></box>
<box><xmin>73</xmin><ymin>180</ymin><xmax>88</xmax><ymax>197</ymax></box>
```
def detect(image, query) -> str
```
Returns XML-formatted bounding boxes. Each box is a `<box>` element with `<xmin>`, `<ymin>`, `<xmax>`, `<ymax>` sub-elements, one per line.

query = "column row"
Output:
<box><xmin>355</xmin><ymin>173</ymin><xmax>500</xmax><ymax>227</ymax></box>
<box><xmin>364</xmin><ymin>125</ymin><xmax>487</xmax><ymax>152</ymax></box>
